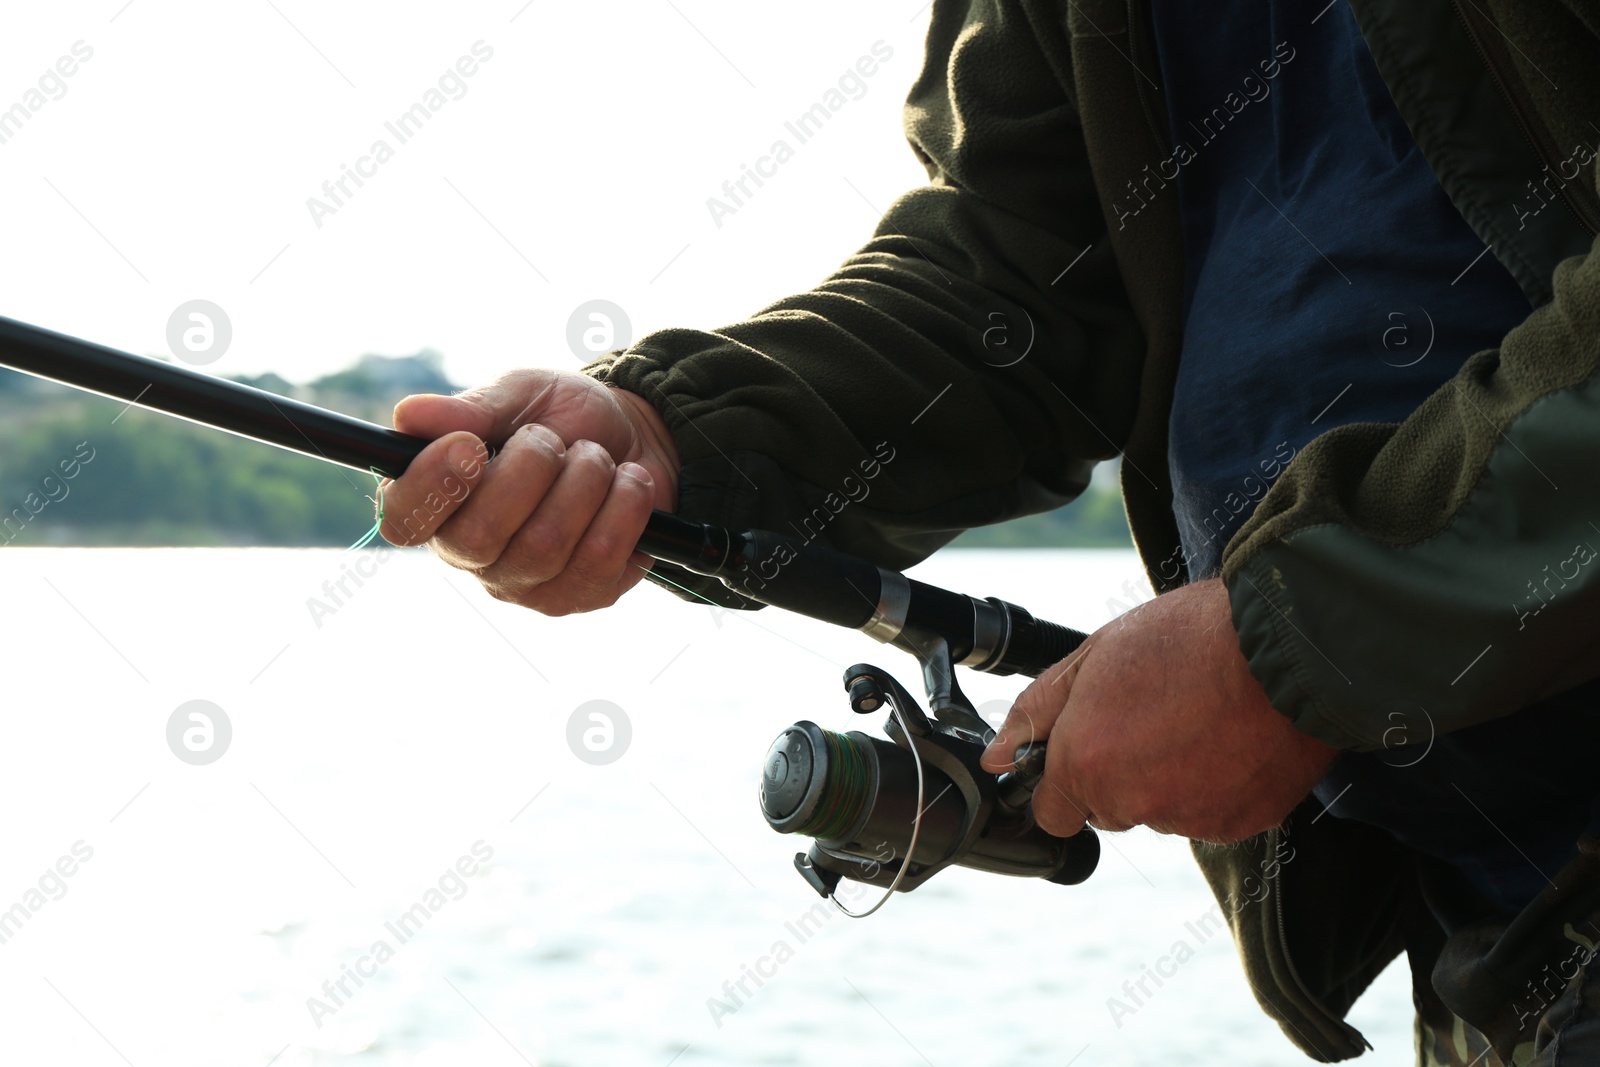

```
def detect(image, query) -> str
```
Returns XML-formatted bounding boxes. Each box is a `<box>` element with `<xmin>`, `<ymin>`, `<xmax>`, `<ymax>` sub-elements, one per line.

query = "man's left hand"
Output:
<box><xmin>979</xmin><ymin>578</ymin><xmax>1337</xmax><ymax>844</ymax></box>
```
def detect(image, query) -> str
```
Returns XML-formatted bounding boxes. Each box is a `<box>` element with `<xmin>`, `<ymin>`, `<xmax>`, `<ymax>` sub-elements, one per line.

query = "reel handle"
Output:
<box><xmin>994</xmin><ymin>739</ymin><xmax>1099</xmax><ymax>884</ymax></box>
<box><xmin>995</xmin><ymin>740</ymin><xmax>1048</xmax><ymax>812</ymax></box>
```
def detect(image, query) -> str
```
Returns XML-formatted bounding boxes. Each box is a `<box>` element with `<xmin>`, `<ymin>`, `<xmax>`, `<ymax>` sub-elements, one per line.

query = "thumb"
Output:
<box><xmin>979</xmin><ymin>641</ymin><xmax>1088</xmax><ymax>772</ymax></box>
<box><xmin>393</xmin><ymin>369</ymin><xmax>557</xmax><ymax>445</ymax></box>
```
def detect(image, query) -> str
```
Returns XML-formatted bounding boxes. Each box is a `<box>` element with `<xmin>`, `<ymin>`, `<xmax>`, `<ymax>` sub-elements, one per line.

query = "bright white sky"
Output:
<box><xmin>0</xmin><ymin>0</ymin><xmax>933</xmax><ymax>389</ymax></box>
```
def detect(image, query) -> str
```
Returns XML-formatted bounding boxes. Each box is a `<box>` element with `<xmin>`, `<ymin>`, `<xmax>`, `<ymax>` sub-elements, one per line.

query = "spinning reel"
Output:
<box><xmin>760</xmin><ymin>632</ymin><xmax>1100</xmax><ymax>907</ymax></box>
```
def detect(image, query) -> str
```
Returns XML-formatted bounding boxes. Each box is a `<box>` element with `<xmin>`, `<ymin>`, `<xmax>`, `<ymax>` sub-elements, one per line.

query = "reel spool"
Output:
<box><xmin>759</xmin><ymin>663</ymin><xmax>1100</xmax><ymax>907</ymax></box>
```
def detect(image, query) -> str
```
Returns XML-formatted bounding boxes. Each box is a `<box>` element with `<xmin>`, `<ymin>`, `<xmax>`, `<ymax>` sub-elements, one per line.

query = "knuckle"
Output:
<box><xmin>1102</xmin><ymin>771</ymin><xmax>1161</xmax><ymax>831</ymax></box>
<box><xmin>473</xmin><ymin>575</ymin><xmax>544</xmax><ymax>607</ymax></box>
<box><xmin>562</xmin><ymin>540</ymin><xmax>624</xmax><ymax>597</ymax></box>
<box><xmin>1032</xmin><ymin>786</ymin><xmax>1059</xmax><ymax>823</ymax></box>
<box><xmin>1067</xmin><ymin>732</ymin><xmax>1110</xmax><ymax>784</ymax></box>
<box><xmin>515</xmin><ymin>522</ymin><xmax>570</xmax><ymax>582</ymax></box>
<box><xmin>482</xmin><ymin>581</ymin><xmax>521</xmax><ymax>606</ymax></box>
<box><xmin>445</xmin><ymin>515</ymin><xmax>498</xmax><ymax>565</ymax></box>
<box><xmin>380</xmin><ymin>520</ymin><xmax>422</xmax><ymax>547</ymax></box>
<box><xmin>573</xmin><ymin>526</ymin><xmax>628</xmax><ymax>573</ymax></box>
<box><xmin>523</xmin><ymin>587</ymin><xmax>580</xmax><ymax>618</ymax></box>
<box><xmin>1119</xmin><ymin>791</ymin><xmax>1156</xmax><ymax>831</ymax></box>
<box><xmin>565</xmin><ymin>555</ymin><xmax>618</xmax><ymax>598</ymax></box>
<box><xmin>1033</xmin><ymin>793</ymin><xmax>1074</xmax><ymax>837</ymax></box>
<box><xmin>383</xmin><ymin>514</ymin><xmax>431</xmax><ymax>547</ymax></box>
<box><xmin>532</xmin><ymin>571</ymin><xmax>625</xmax><ymax>617</ymax></box>
<box><xmin>391</xmin><ymin>496</ymin><xmax>451</xmax><ymax>542</ymax></box>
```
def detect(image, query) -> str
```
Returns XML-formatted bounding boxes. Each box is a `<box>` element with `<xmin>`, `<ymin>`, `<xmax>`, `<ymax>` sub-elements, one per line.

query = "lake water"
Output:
<box><xmin>0</xmin><ymin>547</ymin><xmax>1413</xmax><ymax>1065</ymax></box>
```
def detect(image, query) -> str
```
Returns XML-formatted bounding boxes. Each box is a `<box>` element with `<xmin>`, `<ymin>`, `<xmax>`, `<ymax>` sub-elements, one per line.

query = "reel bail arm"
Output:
<box><xmin>761</xmin><ymin>630</ymin><xmax>1100</xmax><ymax>906</ymax></box>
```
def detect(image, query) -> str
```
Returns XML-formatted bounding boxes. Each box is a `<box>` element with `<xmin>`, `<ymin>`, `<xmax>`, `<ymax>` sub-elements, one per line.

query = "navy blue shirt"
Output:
<box><xmin>1151</xmin><ymin>1</ymin><xmax>1532</xmax><ymax>579</ymax></box>
<box><xmin>1148</xmin><ymin>0</ymin><xmax>1595</xmax><ymax>914</ymax></box>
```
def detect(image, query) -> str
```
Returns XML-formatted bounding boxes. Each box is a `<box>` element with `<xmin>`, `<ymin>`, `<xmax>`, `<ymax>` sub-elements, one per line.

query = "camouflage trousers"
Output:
<box><xmin>1417</xmin><ymin>956</ymin><xmax>1599</xmax><ymax>1067</ymax></box>
<box><xmin>1415</xmin><ymin>841</ymin><xmax>1600</xmax><ymax>1067</ymax></box>
<box><xmin>1417</xmin><ymin>982</ymin><xmax>1599</xmax><ymax>1067</ymax></box>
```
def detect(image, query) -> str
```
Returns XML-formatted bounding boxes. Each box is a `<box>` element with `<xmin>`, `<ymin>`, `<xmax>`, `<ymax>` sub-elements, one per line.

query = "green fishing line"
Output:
<box><xmin>630</xmin><ymin>558</ymin><xmax>723</xmax><ymax>608</ymax></box>
<box><xmin>345</xmin><ymin>472</ymin><xmax>387</xmax><ymax>552</ymax></box>
<box><xmin>799</xmin><ymin>728</ymin><xmax>873</xmax><ymax>841</ymax></box>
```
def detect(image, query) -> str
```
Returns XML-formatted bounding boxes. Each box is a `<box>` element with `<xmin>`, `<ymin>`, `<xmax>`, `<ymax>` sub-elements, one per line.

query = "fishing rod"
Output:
<box><xmin>0</xmin><ymin>313</ymin><xmax>1101</xmax><ymax>900</ymax></box>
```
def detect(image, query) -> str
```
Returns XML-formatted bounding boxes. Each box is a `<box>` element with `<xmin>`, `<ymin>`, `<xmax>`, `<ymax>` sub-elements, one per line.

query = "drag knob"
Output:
<box><xmin>759</xmin><ymin>723</ymin><xmax>820</xmax><ymax>828</ymax></box>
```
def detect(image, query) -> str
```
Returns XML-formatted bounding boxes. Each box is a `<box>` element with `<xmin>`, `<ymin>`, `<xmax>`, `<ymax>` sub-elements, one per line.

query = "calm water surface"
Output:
<box><xmin>0</xmin><ymin>548</ymin><xmax>1412</xmax><ymax>1065</ymax></box>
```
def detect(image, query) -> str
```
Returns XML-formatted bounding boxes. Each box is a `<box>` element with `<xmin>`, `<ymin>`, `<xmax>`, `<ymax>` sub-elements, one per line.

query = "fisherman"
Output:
<box><xmin>382</xmin><ymin>2</ymin><xmax>1600</xmax><ymax>1062</ymax></box>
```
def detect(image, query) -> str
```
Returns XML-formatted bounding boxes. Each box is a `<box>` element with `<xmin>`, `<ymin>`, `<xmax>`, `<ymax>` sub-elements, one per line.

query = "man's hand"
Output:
<box><xmin>379</xmin><ymin>369</ymin><xmax>679</xmax><ymax>616</ymax></box>
<box><xmin>979</xmin><ymin>578</ymin><xmax>1336</xmax><ymax>844</ymax></box>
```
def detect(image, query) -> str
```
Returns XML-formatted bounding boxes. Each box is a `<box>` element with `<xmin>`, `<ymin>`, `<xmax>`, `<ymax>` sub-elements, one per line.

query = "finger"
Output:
<box><xmin>378</xmin><ymin>432</ymin><xmax>490</xmax><ymax>547</ymax></box>
<box><xmin>394</xmin><ymin>369</ymin><xmax>556</xmax><ymax>446</ymax></box>
<box><xmin>1032</xmin><ymin>644</ymin><xmax>1130</xmax><ymax>838</ymax></box>
<box><xmin>1032</xmin><ymin>704</ymin><xmax>1138</xmax><ymax>838</ymax></box>
<box><xmin>514</xmin><ymin>461</ymin><xmax>658</xmax><ymax>615</ymax></box>
<box><xmin>1031</xmin><ymin>764</ymin><xmax>1095</xmax><ymax>838</ymax></box>
<box><xmin>476</xmin><ymin>440</ymin><xmax>617</xmax><ymax>601</ymax></box>
<box><xmin>979</xmin><ymin>640</ymin><xmax>1090</xmax><ymax>772</ymax></box>
<box><xmin>431</xmin><ymin>423</ymin><xmax>566</xmax><ymax>571</ymax></box>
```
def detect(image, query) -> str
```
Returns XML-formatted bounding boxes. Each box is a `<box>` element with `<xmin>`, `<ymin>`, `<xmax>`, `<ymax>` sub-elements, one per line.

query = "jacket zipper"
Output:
<box><xmin>1451</xmin><ymin>0</ymin><xmax>1600</xmax><ymax>237</ymax></box>
<box><xmin>1267</xmin><ymin>822</ymin><xmax>1365</xmax><ymax>1049</ymax></box>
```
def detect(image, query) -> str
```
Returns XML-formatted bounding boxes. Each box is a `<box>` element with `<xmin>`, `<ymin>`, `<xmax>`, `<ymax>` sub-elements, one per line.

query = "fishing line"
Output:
<box><xmin>344</xmin><ymin>472</ymin><xmax>387</xmax><ymax>552</ymax></box>
<box><xmin>829</xmin><ymin>694</ymin><xmax>925</xmax><ymax>919</ymax></box>
<box><xmin>635</xmin><ymin>559</ymin><xmax>926</xmax><ymax>919</ymax></box>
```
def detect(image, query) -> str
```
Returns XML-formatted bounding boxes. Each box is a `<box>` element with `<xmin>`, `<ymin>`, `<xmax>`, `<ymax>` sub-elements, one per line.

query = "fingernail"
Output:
<box><xmin>525</xmin><ymin>424</ymin><xmax>565</xmax><ymax>452</ymax></box>
<box><xmin>447</xmin><ymin>437</ymin><xmax>482</xmax><ymax>473</ymax></box>
<box><xmin>618</xmin><ymin>462</ymin><xmax>651</xmax><ymax>486</ymax></box>
<box><xmin>982</xmin><ymin>733</ymin><xmax>1007</xmax><ymax>765</ymax></box>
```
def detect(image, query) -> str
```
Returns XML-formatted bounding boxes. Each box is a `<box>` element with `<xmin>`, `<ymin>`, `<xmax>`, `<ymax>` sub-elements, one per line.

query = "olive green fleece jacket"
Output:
<box><xmin>583</xmin><ymin>0</ymin><xmax>1600</xmax><ymax>1059</ymax></box>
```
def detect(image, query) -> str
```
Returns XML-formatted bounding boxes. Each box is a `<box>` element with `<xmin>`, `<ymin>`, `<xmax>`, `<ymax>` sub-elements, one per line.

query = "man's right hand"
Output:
<box><xmin>379</xmin><ymin>368</ymin><xmax>680</xmax><ymax>616</ymax></box>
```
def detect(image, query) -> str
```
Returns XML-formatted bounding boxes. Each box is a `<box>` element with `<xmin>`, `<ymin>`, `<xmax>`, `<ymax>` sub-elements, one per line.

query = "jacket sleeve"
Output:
<box><xmin>1221</xmin><ymin>228</ymin><xmax>1600</xmax><ymax>750</ymax></box>
<box><xmin>582</xmin><ymin>0</ymin><xmax>1144</xmax><ymax>606</ymax></box>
